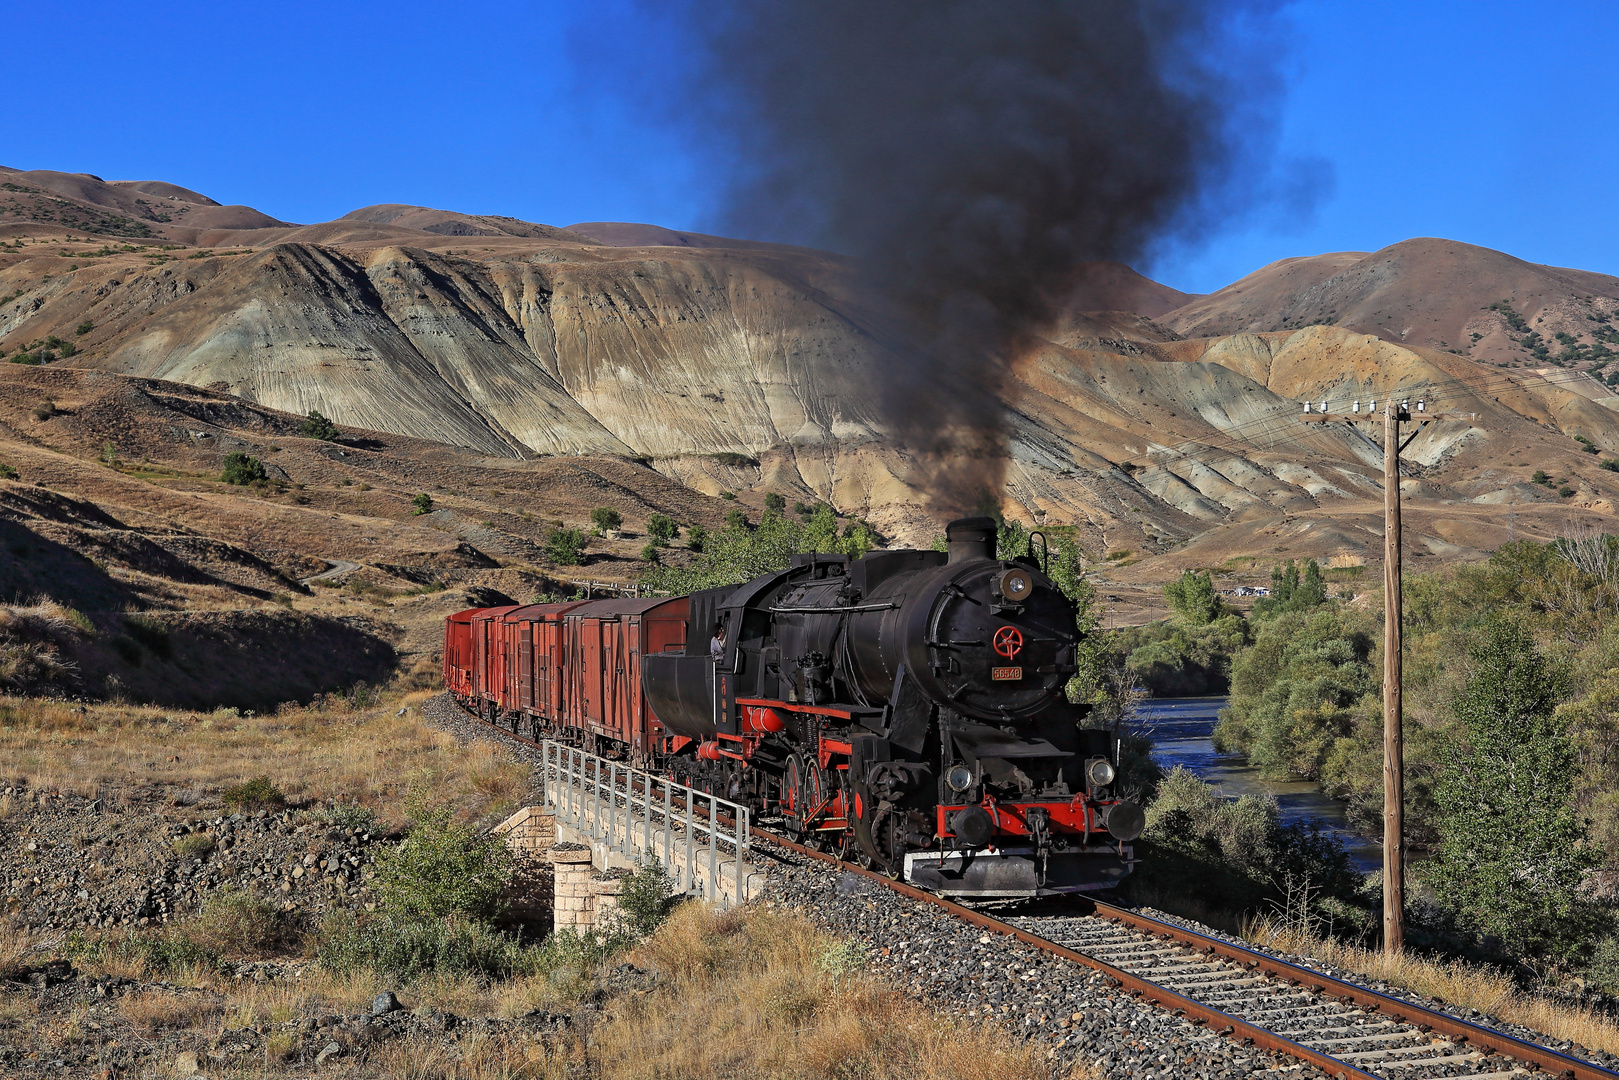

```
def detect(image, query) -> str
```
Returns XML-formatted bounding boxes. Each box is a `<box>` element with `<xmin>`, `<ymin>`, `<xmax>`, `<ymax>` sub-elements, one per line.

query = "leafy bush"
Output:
<box><xmin>1117</xmin><ymin>614</ymin><xmax>1249</xmax><ymax>696</ymax></box>
<box><xmin>545</xmin><ymin>526</ymin><xmax>587</xmax><ymax>566</ymax></box>
<box><xmin>686</xmin><ymin>524</ymin><xmax>707</xmax><ymax>553</ymax></box>
<box><xmin>373</xmin><ymin>803</ymin><xmax>512</xmax><ymax>922</ymax></box>
<box><xmin>221</xmin><ymin>775</ymin><xmax>285</xmax><ymax>811</ymax></box>
<box><xmin>1213</xmin><ymin>607</ymin><xmax>1376</xmax><ymax>779</ymax></box>
<box><xmin>30</xmin><ymin>401</ymin><xmax>54</xmax><ymax>421</ymax></box>
<box><xmin>319</xmin><ymin>802</ymin><xmax>377</xmax><ymax>832</ymax></box>
<box><xmin>172</xmin><ymin>833</ymin><xmax>216</xmax><ymax>858</ymax></box>
<box><xmin>641</xmin><ymin>502</ymin><xmax>874</xmax><ymax>592</ymax></box>
<box><xmin>0</xmin><ymin>464</ymin><xmax>16</xmax><ymax>481</ymax></box>
<box><xmin>1602</xmin><ymin>459</ymin><xmax>1619</xmax><ymax>472</ymax></box>
<box><xmin>411</xmin><ymin>492</ymin><xmax>434</xmax><ymax>515</ymax></box>
<box><xmin>591</xmin><ymin>507</ymin><xmax>623</xmax><ymax>532</ymax></box>
<box><xmin>724</xmin><ymin>508</ymin><xmax>750</xmax><ymax>530</ymax></box>
<box><xmin>74</xmin><ymin>320</ymin><xmax>93</xmax><ymax>335</ymax></box>
<box><xmin>1559</xmin><ymin>486</ymin><xmax>1576</xmax><ymax>497</ymax></box>
<box><xmin>316</xmin><ymin>910</ymin><xmax>540</xmax><ymax>979</ymax></box>
<box><xmin>611</xmin><ymin>862</ymin><xmax>673</xmax><ymax>938</ymax></box>
<box><xmin>763</xmin><ymin>492</ymin><xmax>785</xmax><ymax>513</ymax></box>
<box><xmin>298</xmin><ymin>410</ymin><xmax>340</xmax><ymax>441</ymax></box>
<box><xmin>220</xmin><ymin>452</ymin><xmax>267</xmax><ymax>485</ymax></box>
<box><xmin>647</xmin><ymin>513</ymin><xmax>678</xmax><ymax>543</ymax></box>
<box><xmin>640</xmin><ymin>542</ymin><xmax>662</xmax><ymax>563</ymax></box>
<box><xmin>709</xmin><ymin>452</ymin><xmax>758</xmax><ymax>468</ymax></box>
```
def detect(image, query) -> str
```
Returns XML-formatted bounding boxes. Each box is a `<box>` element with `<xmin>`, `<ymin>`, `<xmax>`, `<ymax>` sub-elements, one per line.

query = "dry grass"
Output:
<box><xmin>370</xmin><ymin>1033</ymin><xmax>577</xmax><ymax>1080</ymax></box>
<box><xmin>1247</xmin><ymin>916</ymin><xmax>1619</xmax><ymax>1055</ymax></box>
<box><xmin>0</xmin><ymin>924</ymin><xmax>60</xmax><ymax>979</ymax></box>
<box><xmin>116</xmin><ymin>989</ymin><xmax>222</xmax><ymax>1033</ymax></box>
<box><xmin>0</xmin><ymin>688</ymin><xmax>515</xmax><ymax>824</ymax></box>
<box><xmin>599</xmin><ymin>902</ymin><xmax>1090</xmax><ymax>1080</ymax></box>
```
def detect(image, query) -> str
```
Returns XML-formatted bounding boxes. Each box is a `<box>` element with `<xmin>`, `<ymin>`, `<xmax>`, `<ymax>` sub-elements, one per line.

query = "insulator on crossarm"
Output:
<box><xmin>1368</xmin><ymin>399</ymin><xmax>1377</xmax><ymax>412</ymax></box>
<box><xmin>1417</xmin><ymin>399</ymin><xmax>1426</xmax><ymax>412</ymax></box>
<box><xmin>1353</xmin><ymin>400</ymin><xmax>1361</xmax><ymax>413</ymax></box>
<box><xmin>1319</xmin><ymin>400</ymin><xmax>1327</xmax><ymax>413</ymax></box>
<box><xmin>1302</xmin><ymin>401</ymin><xmax>1311</xmax><ymax>413</ymax></box>
<box><xmin>1401</xmin><ymin>400</ymin><xmax>1410</xmax><ymax>411</ymax></box>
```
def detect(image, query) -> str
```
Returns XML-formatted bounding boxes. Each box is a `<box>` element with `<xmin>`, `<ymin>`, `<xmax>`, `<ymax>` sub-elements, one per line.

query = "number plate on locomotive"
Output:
<box><xmin>990</xmin><ymin>666</ymin><xmax>1023</xmax><ymax>681</ymax></box>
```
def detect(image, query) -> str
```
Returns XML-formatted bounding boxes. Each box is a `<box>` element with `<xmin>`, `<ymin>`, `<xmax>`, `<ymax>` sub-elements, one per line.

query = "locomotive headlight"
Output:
<box><xmin>945</xmin><ymin>763</ymin><xmax>974</xmax><ymax>793</ymax></box>
<box><xmin>996</xmin><ymin>568</ymin><xmax>1033</xmax><ymax>601</ymax></box>
<box><xmin>1085</xmin><ymin>757</ymin><xmax>1116</xmax><ymax>789</ymax></box>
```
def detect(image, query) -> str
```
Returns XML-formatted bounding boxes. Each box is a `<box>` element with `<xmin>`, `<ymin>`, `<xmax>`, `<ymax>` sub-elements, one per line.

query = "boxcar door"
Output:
<box><xmin>518</xmin><ymin>622</ymin><xmax>534</xmax><ymax>711</ymax></box>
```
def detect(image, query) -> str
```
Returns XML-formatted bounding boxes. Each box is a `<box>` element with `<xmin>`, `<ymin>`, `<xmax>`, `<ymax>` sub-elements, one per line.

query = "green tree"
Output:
<box><xmin>590</xmin><ymin>507</ymin><xmax>623</xmax><ymax>533</ymax></box>
<box><xmin>74</xmin><ymin>320</ymin><xmax>93</xmax><ymax>336</ymax></box>
<box><xmin>1253</xmin><ymin>559</ymin><xmax>1328</xmax><ymax>618</ymax></box>
<box><xmin>764</xmin><ymin>492</ymin><xmax>786</xmax><ymax>513</ymax></box>
<box><xmin>299</xmin><ymin>409</ymin><xmax>340</xmax><ymax>441</ymax></box>
<box><xmin>686</xmin><ymin>524</ymin><xmax>708</xmax><ymax>554</ymax></box>
<box><xmin>647</xmin><ymin>513</ymin><xmax>678</xmax><ymax>544</ymax></box>
<box><xmin>1162</xmin><ymin>570</ymin><xmax>1227</xmax><ymax>625</ymax></box>
<box><xmin>221</xmin><ymin>452</ymin><xmax>266</xmax><ymax>485</ymax></box>
<box><xmin>1426</xmin><ymin>620</ymin><xmax>1597</xmax><ymax>958</ymax></box>
<box><xmin>640</xmin><ymin>541</ymin><xmax>662</xmax><ymax>564</ymax></box>
<box><xmin>724</xmin><ymin>508</ymin><xmax>750</xmax><ymax>531</ymax></box>
<box><xmin>545</xmin><ymin>526</ymin><xmax>587</xmax><ymax>565</ymax></box>
<box><xmin>1213</xmin><ymin>607</ymin><xmax>1376</xmax><ymax>779</ymax></box>
<box><xmin>411</xmin><ymin>493</ymin><xmax>434</xmax><ymax>515</ymax></box>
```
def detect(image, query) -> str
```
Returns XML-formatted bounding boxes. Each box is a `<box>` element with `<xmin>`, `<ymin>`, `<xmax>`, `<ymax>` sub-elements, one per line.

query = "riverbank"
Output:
<box><xmin>1136</xmin><ymin>697</ymin><xmax>1381</xmax><ymax>873</ymax></box>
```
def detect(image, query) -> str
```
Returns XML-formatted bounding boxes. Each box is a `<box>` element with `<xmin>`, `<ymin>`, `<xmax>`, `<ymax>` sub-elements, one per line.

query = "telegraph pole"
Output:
<box><xmin>1381</xmin><ymin>400</ymin><xmax>1405</xmax><ymax>955</ymax></box>
<box><xmin>1301</xmin><ymin>396</ymin><xmax>1477</xmax><ymax>955</ymax></box>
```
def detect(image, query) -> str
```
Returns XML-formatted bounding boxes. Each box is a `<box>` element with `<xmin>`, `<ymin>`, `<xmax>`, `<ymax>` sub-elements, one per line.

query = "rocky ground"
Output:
<box><xmin>2</xmin><ymin>788</ymin><xmax>386</xmax><ymax>934</ymax></box>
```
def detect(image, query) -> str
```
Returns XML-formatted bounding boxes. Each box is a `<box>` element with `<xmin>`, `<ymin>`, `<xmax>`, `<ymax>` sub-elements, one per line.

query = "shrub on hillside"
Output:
<box><xmin>0</xmin><ymin>463</ymin><xmax>16</xmax><ymax>481</ymax></box>
<box><xmin>298</xmin><ymin>410</ymin><xmax>340</xmax><ymax>441</ymax></box>
<box><xmin>545</xmin><ymin>526</ymin><xmax>587</xmax><ymax>566</ymax></box>
<box><xmin>411</xmin><ymin>493</ymin><xmax>434</xmax><ymax>515</ymax></box>
<box><xmin>220</xmin><ymin>452</ymin><xmax>266</xmax><ymax>485</ymax></box>
<box><xmin>647</xmin><ymin>513</ymin><xmax>678</xmax><ymax>543</ymax></box>
<box><xmin>590</xmin><ymin>507</ymin><xmax>623</xmax><ymax>533</ymax></box>
<box><xmin>221</xmin><ymin>775</ymin><xmax>285</xmax><ymax>812</ymax></box>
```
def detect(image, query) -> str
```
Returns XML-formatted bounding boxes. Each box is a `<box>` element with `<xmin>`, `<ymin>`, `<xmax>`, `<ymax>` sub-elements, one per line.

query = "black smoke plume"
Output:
<box><xmin>668</xmin><ymin>0</ymin><xmax>1288</xmax><ymax>514</ymax></box>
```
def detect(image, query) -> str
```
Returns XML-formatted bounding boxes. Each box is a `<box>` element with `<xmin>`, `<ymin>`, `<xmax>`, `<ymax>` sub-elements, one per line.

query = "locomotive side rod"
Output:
<box><xmin>753</xmin><ymin>826</ymin><xmax>1379</xmax><ymax>1080</ymax></box>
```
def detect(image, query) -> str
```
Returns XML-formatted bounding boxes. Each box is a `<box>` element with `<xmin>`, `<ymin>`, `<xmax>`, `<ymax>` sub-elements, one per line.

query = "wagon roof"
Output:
<box><xmin>503</xmin><ymin>601</ymin><xmax>592</xmax><ymax>621</ymax></box>
<box><xmin>565</xmin><ymin>595</ymin><xmax>687</xmax><ymax>619</ymax></box>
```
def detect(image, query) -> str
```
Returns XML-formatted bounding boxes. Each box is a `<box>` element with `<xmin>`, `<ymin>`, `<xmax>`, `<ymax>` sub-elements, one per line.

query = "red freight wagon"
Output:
<box><xmin>561</xmin><ymin>596</ymin><xmax>690</xmax><ymax>765</ymax></box>
<box><xmin>469</xmin><ymin>606</ymin><xmax>522</xmax><ymax>716</ymax></box>
<box><xmin>443</xmin><ymin>609</ymin><xmax>478</xmax><ymax>699</ymax></box>
<box><xmin>500</xmin><ymin>601</ymin><xmax>590</xmax><ymax>734</ymax></box>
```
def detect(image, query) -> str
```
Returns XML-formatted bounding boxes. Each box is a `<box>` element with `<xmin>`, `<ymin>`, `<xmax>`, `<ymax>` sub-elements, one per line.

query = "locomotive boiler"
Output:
<box><xmin>446</xmin><ymin>517</ymin><xmax>1143</xmax><ymax>900</ymax></box>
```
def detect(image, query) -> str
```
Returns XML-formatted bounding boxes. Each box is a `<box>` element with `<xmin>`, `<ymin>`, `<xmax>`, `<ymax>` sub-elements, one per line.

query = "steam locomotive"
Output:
<box><xmin>444</xmin><ymin>517</ymin><xmax>1142</xmax><ymax>900</ymax></box>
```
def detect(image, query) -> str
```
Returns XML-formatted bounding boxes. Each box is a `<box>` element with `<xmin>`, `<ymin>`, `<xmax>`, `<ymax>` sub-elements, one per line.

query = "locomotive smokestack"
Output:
<box><xmin>946</xmin><ymin>517</ymin><xmax>997</xmax><ymax>564</ymax></box>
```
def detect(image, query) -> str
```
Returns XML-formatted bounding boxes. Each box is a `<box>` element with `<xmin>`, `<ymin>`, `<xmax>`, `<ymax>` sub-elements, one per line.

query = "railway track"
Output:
<box><xmin>755</xmin><ymin>826</ymin><xmax>1619</xmax><ymax>1080</ymax></box>
<box><xmin>439</xmin><ymin>699</ymin><xmax>1619</xmax><ymax>1080</ymax></box>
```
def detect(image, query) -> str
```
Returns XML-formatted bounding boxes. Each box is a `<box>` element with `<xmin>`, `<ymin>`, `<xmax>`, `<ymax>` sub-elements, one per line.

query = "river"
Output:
<box><xmin>1135</xmin><ymin>697</ymin><xmax>1382</xmax><ymax>873</ymax></box>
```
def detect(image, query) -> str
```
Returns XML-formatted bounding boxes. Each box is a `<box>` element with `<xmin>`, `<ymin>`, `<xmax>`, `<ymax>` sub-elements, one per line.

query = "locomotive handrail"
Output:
<box><xmin>767</xmin><ymin>602</ymin><xmax>900</xmax><ymax>614</ymax></box>
<box><xmin>540</xmin><ymin>741</ymin><xmax>754</xmax><ymax>903</ymax></box>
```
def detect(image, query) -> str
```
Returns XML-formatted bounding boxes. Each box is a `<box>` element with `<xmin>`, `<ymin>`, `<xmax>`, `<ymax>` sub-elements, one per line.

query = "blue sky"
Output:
<box><xmin>5</xmin><ymin>1</ymin><xmax>1614</xmax><ymax>295</ymax></box>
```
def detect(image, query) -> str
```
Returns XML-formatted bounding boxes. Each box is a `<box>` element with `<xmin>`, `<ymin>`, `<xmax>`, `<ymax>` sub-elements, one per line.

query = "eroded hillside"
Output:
<box><xmin>5</xmin><ymin>171</ymin><xmax>1619</xmax><ymax>584</ymax></box>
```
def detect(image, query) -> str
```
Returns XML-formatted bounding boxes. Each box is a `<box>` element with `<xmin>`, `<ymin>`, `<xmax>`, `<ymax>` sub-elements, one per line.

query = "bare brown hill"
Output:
<box><xmin>8</xmin><ymin>171</ymin><xmax>1619</xmax><ymax>605</ymax></box>
<box><xmin>1163</xmin><ymin>238</ymin><xmax>1619</xmax><ymax>369</ymax></box>
<box><xmin>0</xmin><ymin>166</ymin><xmax>287</xmax><ymax>241</ymax></box>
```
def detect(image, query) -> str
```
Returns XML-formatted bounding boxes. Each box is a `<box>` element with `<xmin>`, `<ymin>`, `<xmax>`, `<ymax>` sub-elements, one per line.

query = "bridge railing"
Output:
<box><xmin>540</xmin><ymin>741</ymin><xmax>753</xmax><ymax>902</ymax></box>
